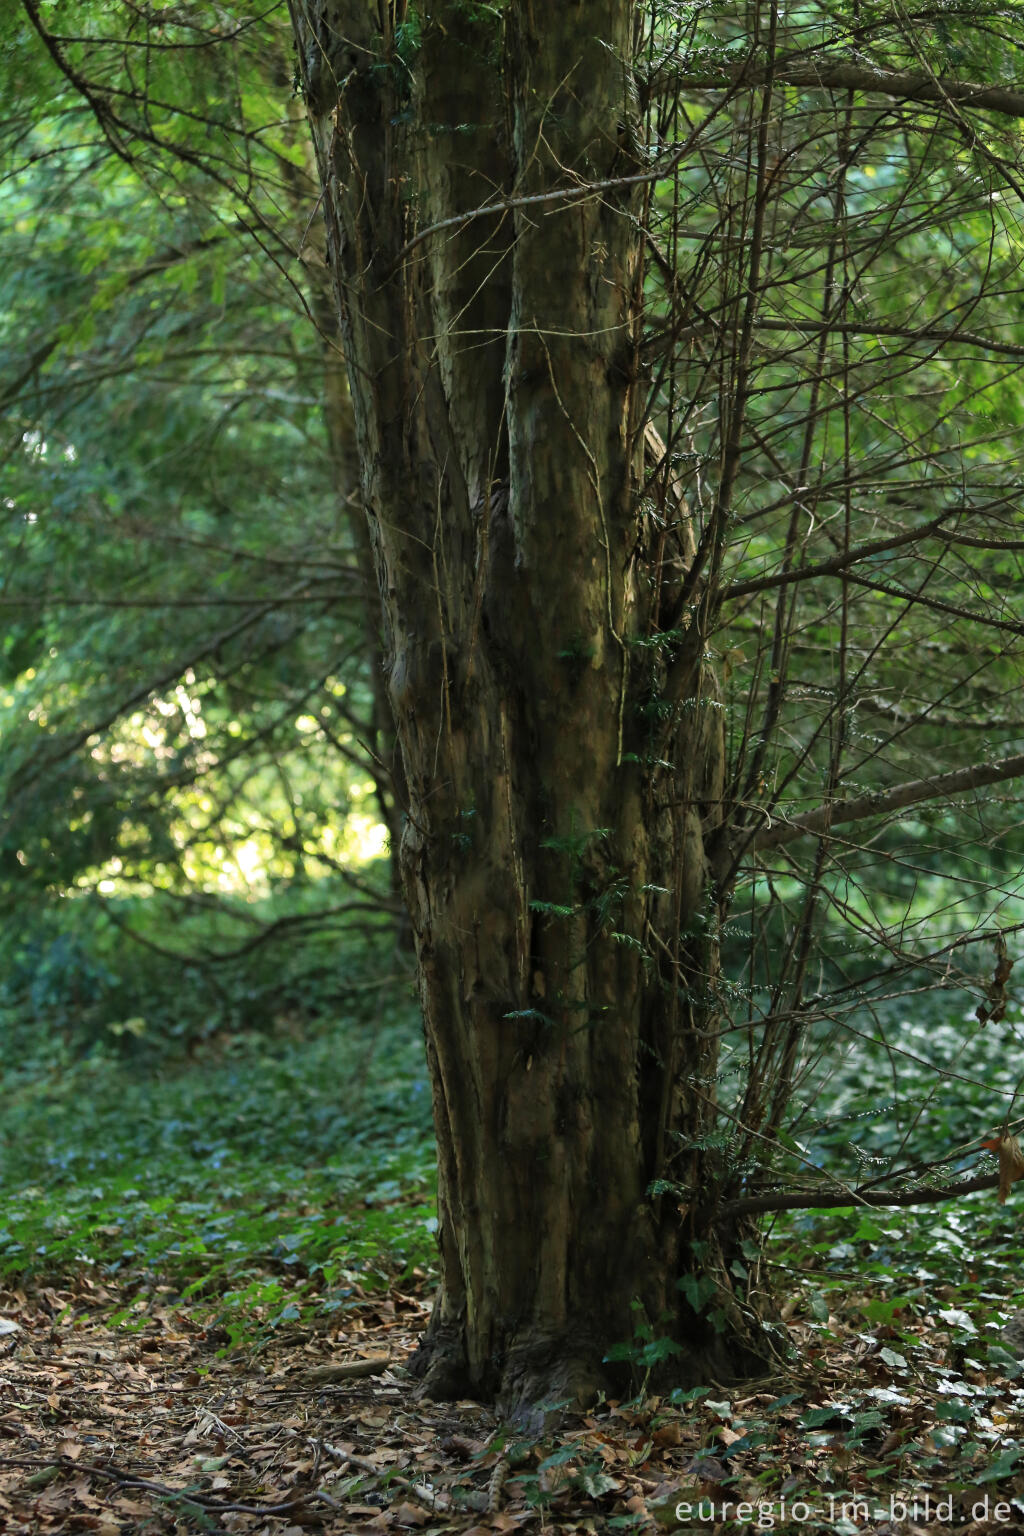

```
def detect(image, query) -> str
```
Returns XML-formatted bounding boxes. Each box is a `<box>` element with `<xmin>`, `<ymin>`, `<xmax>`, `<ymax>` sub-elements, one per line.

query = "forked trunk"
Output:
<box><xmin>288</xmin><ymin>0</ymin><xmax>774</xmax><ymax>1411</ymax></box>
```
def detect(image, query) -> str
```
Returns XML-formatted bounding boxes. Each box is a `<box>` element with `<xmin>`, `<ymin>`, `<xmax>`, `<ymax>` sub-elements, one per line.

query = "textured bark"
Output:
<box><xmin>287</xmin><ymin>0</ymin><xmax>773</xmax><ymax>1413</ymax></box>
<box><xmin>282</xmin><ymin>95</ymin><xmax>408</xmax><ymax>909</ymax></box>
<box><xmin>314</xmin><ymin>282</ymin><xmax>410</xmax><ymax>910</ymax></box>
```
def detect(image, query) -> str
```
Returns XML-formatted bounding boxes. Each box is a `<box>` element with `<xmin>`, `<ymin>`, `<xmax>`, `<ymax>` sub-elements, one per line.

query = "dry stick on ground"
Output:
<box><xmin>0</xmin><ymin>1457</ymin><xmax>343</xmax><ymax>1517</ymax></box>
<box><xmin>304</xmin><ymin>1354</ymin><xmax>391</xmax><ymax>1382</ymax></box>
<box><xmin>6</xmin><ymin>1445</ymin><xmax>490</xmax><ymax>1521</ymax></box>
<box><xmin>0</xmin><ymin>1435</ymin><xmax>493</xmax><ymax>1521</ymax></box>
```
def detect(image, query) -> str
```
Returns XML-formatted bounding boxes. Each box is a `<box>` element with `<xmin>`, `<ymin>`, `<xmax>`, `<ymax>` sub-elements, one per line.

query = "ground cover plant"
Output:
<box><xmin>0</xmin><ymin>992</ymin><xmax>435</xmax><ymax>1349</ymax></box>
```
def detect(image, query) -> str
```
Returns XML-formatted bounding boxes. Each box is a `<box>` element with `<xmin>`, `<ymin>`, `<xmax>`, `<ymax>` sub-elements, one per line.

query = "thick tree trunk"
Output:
<box><xmin>288</xmin><ymin>0</ymin><xmax>774</xmax><ymax>1412</ymax></box>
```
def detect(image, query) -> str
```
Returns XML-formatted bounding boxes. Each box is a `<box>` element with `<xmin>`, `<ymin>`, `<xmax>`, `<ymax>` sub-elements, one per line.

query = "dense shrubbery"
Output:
<box><xmin>0</xmin><ymin>873</ymin><xmax>402</xmax><ymax>1059</ymax></box>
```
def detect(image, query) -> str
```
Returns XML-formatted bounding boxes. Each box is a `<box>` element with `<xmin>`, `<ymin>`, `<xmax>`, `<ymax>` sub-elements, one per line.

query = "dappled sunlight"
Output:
<box><xmin>342</xmin><ymin>813</ymin><xmax>390</xmax><ymax>864</ymax></box>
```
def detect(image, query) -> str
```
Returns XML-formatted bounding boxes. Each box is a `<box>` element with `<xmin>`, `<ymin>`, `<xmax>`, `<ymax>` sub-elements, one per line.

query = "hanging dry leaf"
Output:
<box><xmin>981</xmin><ymin>1136</ymin><xmax>1024</xmax><ymax>1202</ymax></box>
<box><xmin>977</xmin><ymin>934</ymin><xmax>1014</xmax><ymax>1024</ymax></box>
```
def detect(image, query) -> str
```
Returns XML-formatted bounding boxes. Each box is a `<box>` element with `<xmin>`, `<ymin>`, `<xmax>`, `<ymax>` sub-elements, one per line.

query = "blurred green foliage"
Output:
<box><xmin>0</xmin><ymin>976</ymin><xmax>434</xmax><ymax>1348</ymax></box>
<box><xmin>0</xmin><ymin>881</ymin><xmax>399</xmax><ymax>1054</ymax></box>
<box><xmin>0</xmin><ymin>2</ymin><xmax>401</xmax><ymax>1050</ymax></box>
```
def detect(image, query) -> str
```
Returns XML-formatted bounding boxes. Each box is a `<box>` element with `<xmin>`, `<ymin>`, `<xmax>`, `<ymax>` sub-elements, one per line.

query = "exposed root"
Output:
<box><xmin>407</xmin><ymin>1282</ymin><xmax>782</xmax><ymax>1423</ymax></box>
<box><xmin>497</xmin><ymin>1344</ymin><xmax>609</xmax><ymax>1430</ymax></box>
<box><xmin>406</xmin><ymin>1318</ymin><xmax>474</xmax><ymax>1401</ymax></box>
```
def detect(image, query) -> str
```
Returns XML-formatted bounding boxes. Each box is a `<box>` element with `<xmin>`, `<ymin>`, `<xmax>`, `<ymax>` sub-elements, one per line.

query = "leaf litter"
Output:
<box><xmin>2</xmin><ymin>1269</ymin><xmax>1024</xmax><ymax>1535</ymax></box>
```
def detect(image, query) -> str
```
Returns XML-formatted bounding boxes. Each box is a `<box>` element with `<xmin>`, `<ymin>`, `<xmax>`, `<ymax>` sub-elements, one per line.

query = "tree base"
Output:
<box><xmin>408</xmin><ymin>1305</ymin><xmax>785</xmax><ymax>1426</ymax></box>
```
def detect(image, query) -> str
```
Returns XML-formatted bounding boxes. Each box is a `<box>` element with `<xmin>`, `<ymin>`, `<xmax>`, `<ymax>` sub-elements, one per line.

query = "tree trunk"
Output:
<box><xmin>282</xmin><ymin>93</ymin><xmax>409</xmax><ymax>913</ymax></box>
<box><xmin>314</xmin><ymin>279</ymin><xmax>410</xmax><ymax>922</ymax></box>
<box><xmin>287</xmin><ymin>0</ymin><xmax>774</xmax><ymax>1413</ymax></box>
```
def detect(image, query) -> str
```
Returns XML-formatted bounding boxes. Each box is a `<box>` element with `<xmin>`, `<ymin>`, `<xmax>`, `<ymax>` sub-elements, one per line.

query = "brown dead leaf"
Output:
<box><xmin>390</xmin><ymin>1502</ymin><xmax>430</xmax><ymax>1527</ymax></box>
<box><xmin>35</xmin><ymin>1483</ymin><xmax>74</xmax><ymax>1512</ymax></box>
<box><xmin>439</xmin><ymin>1433</ymin><xmax>486</xmax><ymax>1459</ymax></box>
<box><xmin>977</xmin><ymin>934</ymin><xmax>1014</xmax><ymax>1024</ymax></box>
<box><xmin>982</xmin><ymin>1136</ymin><xmax>1024</xmax><ymax>1202</ymax></box>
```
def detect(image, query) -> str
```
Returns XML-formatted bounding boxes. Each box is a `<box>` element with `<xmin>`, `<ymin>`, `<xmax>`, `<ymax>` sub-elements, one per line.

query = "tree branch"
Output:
<box><xmin>725</xmin><ymin>513</ymin><xmax>952</xmax><ymax>601</ymax></box>
<box><xmin>841</xmin><ymin>570</ymin><xmax>1024</xmax><ymax>636</ymax></box>
<box><xmin>750</xmin><ymin>748</ymin><xmax>1024</xmax><ymax>853</ymax></box>
<box><xmin>719</xmin><ymin>1171</ymin><xmax>999</xmax><ymax>1218</ymax></box>
<box><xmin>669</xmin><ymin>55</ymin><xmax>1024</xmax><ymax>121</ymax></box>
<box><xmin>755</xmin><ymin>316</ymin><xmax>1024</xmax><ymax>363</ymax></box>
<box><xmin>20</xmin><ymin>0</ymin><xmax>133</xmax><ymax>163</ymax></box>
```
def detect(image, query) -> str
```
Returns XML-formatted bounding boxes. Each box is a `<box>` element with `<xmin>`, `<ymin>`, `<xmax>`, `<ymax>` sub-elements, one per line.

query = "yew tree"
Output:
<box><xmin>285</xmin><ymin>0</ymin><xmax>1024</xmax><ymax>1413</ymax></box>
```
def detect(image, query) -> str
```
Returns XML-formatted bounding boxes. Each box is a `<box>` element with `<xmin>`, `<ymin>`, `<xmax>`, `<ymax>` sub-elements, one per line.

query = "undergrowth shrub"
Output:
<box><xmin>0</xmin><ymin>878</ymin><xmax>401</xmax><ymax>1059</ymax></box>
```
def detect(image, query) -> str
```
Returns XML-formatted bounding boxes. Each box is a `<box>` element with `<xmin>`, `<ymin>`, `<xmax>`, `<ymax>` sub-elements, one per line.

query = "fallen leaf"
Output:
<box><xmin>391</xmin><ymin>1502</ymin><xmax>430</xmax><ymax>1526</ymax></box>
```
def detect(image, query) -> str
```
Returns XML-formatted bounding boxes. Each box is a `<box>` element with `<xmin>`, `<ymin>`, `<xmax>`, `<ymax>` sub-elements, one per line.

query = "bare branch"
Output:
<box><xmin>755</xmin><ymin>316</ymin><xmax>1024</xmax><ymax>364</ymax></box>
<box><xmin>751</xmin><ymin>749</ymin><xmax>1024</xmax><ymax>853</ymax></box>
<box><xmin>842</xmin><ymin>571</ymin><xmax>1024</xmax><ymax>636</ymax></box>
<box><xmin>669</xmin><ymin>55</ymin><xmax>1024</xmax><ymax>120</ymax></box>
<box><xmin>724</xmin><ymin>513</ymin><xmax>952</xmax><ymax>601</ymax></box>
<box><xmin>0</xmin><ymin>586</ymin><xmax>354</xmax><ymax>609</ymax></box>
<box><xmin>719</xmin><ymin>1170</ymin><xmax>998</xmax><ymax>1218</ymax></box>
<box><xmin>20</xmin><ymin>0</ymin><xmax>133</xmax><ymax>163</ymax></box>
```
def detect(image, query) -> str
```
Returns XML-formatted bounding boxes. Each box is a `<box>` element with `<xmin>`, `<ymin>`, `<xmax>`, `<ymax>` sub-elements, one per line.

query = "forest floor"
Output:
<box><xmin>5</xmin><ymin>998</ymin><xmax>1024</xmax><ymax>1534</ymax></box>
<box><xmin>2</xmin><ymin>1269</ymin><xmax>1024</xmax><ymax>1536</ymax></box>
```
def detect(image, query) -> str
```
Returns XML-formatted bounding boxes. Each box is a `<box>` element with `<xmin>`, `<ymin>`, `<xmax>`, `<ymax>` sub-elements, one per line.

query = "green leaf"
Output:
<box><xmin>800</xmin><ymin>1406</ymin><xmax>850</xmax><ymax>1428</ymax></box>
<box><xmin>678</xmin><ymin>1273</ymin><xmax>717</xmax><ymax>1312</ymax></box>
<box><xmin>669</xmin><ymin>1386</ymin><xmax>712</xmax><ymax>1406</ymax></box>
<box><xmin>808</xmin><ymin>1291</ymin><xmax>830</xmax><ymax>1323</ymax></box>
<box><xmin>979</xmin><ymin>1445</ymin><xmax>1023</xmax><ymax>1482</ymax></box>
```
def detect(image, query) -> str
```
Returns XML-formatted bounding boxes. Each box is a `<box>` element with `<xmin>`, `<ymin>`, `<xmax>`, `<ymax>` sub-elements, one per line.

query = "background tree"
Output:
<box><xmin>284</xmin><ymin>0</ymin><xmax>1024</xmax><ymax>1415</ymax></box>
<box><xmin>1</xmin><ymin>2</ymin><xmax>407</xmax><ymax>1041</ymax></box>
